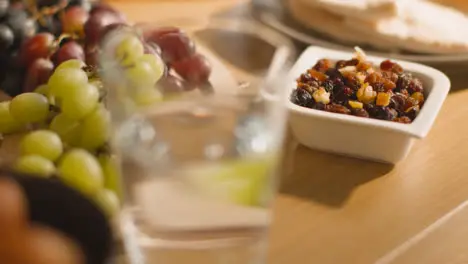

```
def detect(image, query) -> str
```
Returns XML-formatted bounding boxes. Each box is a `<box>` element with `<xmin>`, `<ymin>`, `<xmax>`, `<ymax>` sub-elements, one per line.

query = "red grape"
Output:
<box><xmin>153</xmin><ymin>32</ymin><xmax>195</xmax><ymax>64</ymax></box>
<box><xmin>141</xmin><ymin>26</ymin><xmax>181</xmax><ymax>43</ymax></box>
<box><xmin>172</xmin><ymin>54</ymin><xmax>211</xmax><ymax>85</ymax></box>
<box><xmin>85</xmin><ymin>44</ymin><xmax>99</xmax><ymax>66</ymax></box>
<box><xmin>61</xmin><ymin>6</ymin><xmax>89</xmax><ymax>37</ymax></box>
<box><xmin>90</xmin><ymin>3</ymin><xmax>126</xmax><ymax>22</ymax></box>
<box><xmin>0</xmin><ymin>24</ymin><xmax>14</xmax><ymax>53</ymax></box>
<box><xmin>84</xmin><ymin>11</ymin><xmax>126</xmax><ymax>45</ymax></box>
<box><xmin>23</xmin><ymin>58</ymin><xmax>54</xmax><ymax>93</ymax></box>
<box><xmin>52</xmin><ymin>41</ymin><xmax>85</xmax><ymax>66</ymax></box>
<box><xmin>157</xmin><ymin>74</ymin><xmax>194</xmax><ymax>95</ymax></box>
<box><xmin>144</xmin><ymin>42</ymin><xmax>161</xmax><ymax>56</ymax></box>
<box><xmin>19</xmin><ymin>33</ymin><xmax>55</xmax><ymax>67</ymax></box>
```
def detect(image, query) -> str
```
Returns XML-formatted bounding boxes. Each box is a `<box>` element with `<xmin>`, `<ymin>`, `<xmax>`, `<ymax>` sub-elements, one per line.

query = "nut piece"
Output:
<box><xmin>313</xmin><ymin>87</ymin><xmax>331</xmax><ymax>104</ymax></box>
<box><xmin>357</xmin><ymin>83</ymin><xmax>377</xmax><ymax>104</ymax></box>
<box><xmin>376</xmin><ymin>92</ymin><xmax>391</xmax><ymax>107</ymax></box>
<box><xmin>348</xmin><ymin>100</ymin><xmax>363</xmax><ymax>109</ymax></box>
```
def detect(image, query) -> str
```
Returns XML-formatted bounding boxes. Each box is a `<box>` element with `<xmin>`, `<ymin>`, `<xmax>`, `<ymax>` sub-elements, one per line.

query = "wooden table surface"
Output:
<box><xmin>6</xmin><ymin>1</ymin><xmax>468</xmax><ymax>263</ymax></box>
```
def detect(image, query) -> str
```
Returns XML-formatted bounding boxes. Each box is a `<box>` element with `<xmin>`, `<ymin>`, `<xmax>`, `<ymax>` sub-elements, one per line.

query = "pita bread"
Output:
<box><xmin>286</xmin><ymin>0</ymin><xmax>396</xmax><ymax>49</ymax></box>
<box><xmin>299</xmin><ymin>0</ymin><xmax>399</xmax><ymax>20</ymax></box>
<box><xmin>343</xmin><ymin>0</ymin><xmax>468</xmax><ymax>54</ymax></box>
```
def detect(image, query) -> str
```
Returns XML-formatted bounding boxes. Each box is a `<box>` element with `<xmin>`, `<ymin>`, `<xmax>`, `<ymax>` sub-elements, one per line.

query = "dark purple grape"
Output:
<box><xmin>90</xmin><ymin>3</ymin><xmax>126</xmax><ymax>21</ymax></box>
<box><xmin>19</xmin><ymin>33</ymin><xmax>55</xmax><ymax>67</ymax></box>
<box><xmin>142</xmin><ymin>26</ymin><xmax>182</xmax><ymax>44</ymax></box>
<box><xmin>154</xmin><ymin>32</ymin><xmax>195</xmax><ymax>64</ymax></box>
<box><xmin>0</xmin><ymin>24</ymin><xmax>14</xmax><ymax>53</ymax></box>
<box><xmin>23</xmin><ymin>58</ymin><xmax>54</xmax><ymax>93</ymax></box>
<box><xmin>290</xmin><ymin>88</ymin><xmax>313</xmax><ymax>107</ymax></box>
<box><xmin>1</xmin><ymin>68</ymin><xmax>25</xmax><ymax>97</ymax></box>
<box><xmin>84</xmin><ymin>11</ymin><xmax>126</xmax><ymax>45</ymax></box>
<box><xmin>144</xmin><ymin>42</ymin><xmax>162</xmax><ymax>56</ymax></box>
<box><xmin>52</xmin><ymin>41</ymin><xmax>85</xmax><ymax>66</ymax></box>
<box><xmin>4</xmin><ymin>7</ymin><xmax>37</xmax><ymax>46</ymax></box>
<box><xmin>98</xmin><ymin>23</ymin><xmax>130</xmax><ymax>45</ymax></box>
<box><xmin>37</xmin><ymin>15</ymin><xmax>62</xmax><ymax>37</ymax></box>
<box><xmin>84</xmin><ymin>44</ymin><xmax>99</xmax><ymax>66</ymax></box>
<box><xmin>157</xmin><ymin>74</ymin><xmax>193</xmax><ymax>95</ymax></box>
<box><xmin>172</xmin><ymin>54</ymin><xmax>211</xmax><ymax>85</ymax></box>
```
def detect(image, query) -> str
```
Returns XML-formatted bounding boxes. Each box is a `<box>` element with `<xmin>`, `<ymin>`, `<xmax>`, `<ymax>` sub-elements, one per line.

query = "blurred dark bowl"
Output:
<box><xmin>0</xmin><ymin>170</ymin><xmax>114</xmax><ymax>264</ymax></box>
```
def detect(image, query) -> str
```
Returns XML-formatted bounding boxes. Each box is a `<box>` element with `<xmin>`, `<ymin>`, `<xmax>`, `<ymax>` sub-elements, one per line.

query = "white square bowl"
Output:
<box><xmin>288</xmin><ymin>47</ymin><xmax>451</xmax><ymax>164</ymax></box>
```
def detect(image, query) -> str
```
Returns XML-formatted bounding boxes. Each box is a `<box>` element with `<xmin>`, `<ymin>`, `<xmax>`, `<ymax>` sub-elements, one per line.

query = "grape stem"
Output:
<box><xmin>26</xmin><ymin>0</ymin><xmax>69</xmax><ymax>27</ymax></box>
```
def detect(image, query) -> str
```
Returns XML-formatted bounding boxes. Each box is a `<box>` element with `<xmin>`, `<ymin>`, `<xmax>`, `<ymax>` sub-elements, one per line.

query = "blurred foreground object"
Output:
<box><xmin>0</xmin><ymin>172</ymin><xmax>113</xmax><ymax>264</ymax></box>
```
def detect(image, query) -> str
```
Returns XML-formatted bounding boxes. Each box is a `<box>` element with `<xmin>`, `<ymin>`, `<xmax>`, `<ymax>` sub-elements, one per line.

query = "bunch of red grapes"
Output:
<box><xmin>0</xmin><ymin>0</ymin><xmax>212</xmax><ymax>97</ymax></box>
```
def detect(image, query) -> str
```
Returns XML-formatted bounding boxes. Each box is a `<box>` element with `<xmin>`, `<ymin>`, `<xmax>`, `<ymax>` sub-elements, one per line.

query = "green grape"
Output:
<box><xmin>34</xmin><ymin>84</ymin><xmax>49</xmax><ymax>96</ymax></box>
<box><xmin>58</xmin><ymin>149</ymin><xmax>104</xmax><ymax>195</ymax></box>
<box><xmin>126</xmin><ymin>60</ymin><xmax>158</xmax><ymax>88</ymax></box>
<box><xmin>79</xmin><ymin>106</ymin><xmax>110</xmax><ymax>150</ymax></box>
<box><xmin>98</xmin><ymin>154</ymin><xmax>123</xmax><ymax>200</ymax></box>
<box><xmin>115</xmin><ymin>35</ymin><xmax>144</xmax><ymax>66</ymax></box>
<box><xmin>140</xmin><ymin>54</ymin><xmax>164</xmax><ymax>83</ymax></box>
<box><xmin>9</xmin><ymin>93</ymin><xmax>49</xmax><ymax>124</ymax></box>
<box><xmin>49</xmin><ymin>113</ymin><xmax>81</xmax><ymax>146</ymax></box>
<box><xmin>14</xmin><ymin>155</ymin><xmax>55</xmax><ymax>178</ymax></box>
<box><xmin>94</xmin><ymin>189</ymin><xmax>120</xmax><ymax>217</ymax></box>
<box><xmin>55</xmin><ymin>59</ymin><xmax>86</xmax><ymax>71</ymax></box>
<box><xmin>186</xmin><ymin>158</ymin><xmax>273</xmax><ymax>206</ymax></box>
<box><xmin>48</xmin><ymin>68</ymin><xmax>88</xmax><ymax>99</ymax></box>
<box><xmin>61</xmin><ymin>83</ymin><xmax>99</xmax><ymax>120</ymax></box>
<box><xmin>133</xmin><ymin>87</ymin><xmax>163</xmax><ymax>106</ymax></box>
<box><xmin>20</xmin><ymin>130</ymin><xmax>63</xmax><ymax>161</ymax></box>
<box><xmin>0</xmin><ymin>101</ymin><xmax>24</xmax><ymax>134</ymax></box>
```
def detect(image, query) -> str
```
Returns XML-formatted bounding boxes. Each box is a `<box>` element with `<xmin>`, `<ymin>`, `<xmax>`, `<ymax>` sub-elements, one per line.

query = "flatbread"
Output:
<box><xmin>286</xmin><ymin>0</ymin><xmax>396</xmax><ymax>49</ymax></box>
<box><xmin>299</xmin><ymin>0</ymin><xmax>399</xmax><ymax>21</ymax></box>
<box><xmin>343</xmin><ymin>0</ymin><xmax>468</xmax><ymax>54</ymax></box>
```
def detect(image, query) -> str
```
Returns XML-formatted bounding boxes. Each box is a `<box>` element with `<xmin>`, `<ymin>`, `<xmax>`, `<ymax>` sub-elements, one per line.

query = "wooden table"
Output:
<box><xmin>7</xmin><ymin>1</ymin><xmax>468</xmax><ymax>263</ymax></box>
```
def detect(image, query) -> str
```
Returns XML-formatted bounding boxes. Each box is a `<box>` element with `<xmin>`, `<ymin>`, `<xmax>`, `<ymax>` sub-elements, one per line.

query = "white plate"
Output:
<box><xmin>288</xmin><ymin>46</ymin><xmax>451</xmax><ymax>164</ymax></box>
<box><xmin>253</xmin><ymin>0</ymin><xmax>468</xmax><ymax>65</ymax></box>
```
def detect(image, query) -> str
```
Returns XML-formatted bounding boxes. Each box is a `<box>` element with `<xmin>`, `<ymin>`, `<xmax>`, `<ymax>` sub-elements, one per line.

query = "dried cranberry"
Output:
<box><xmin>351</xmin><ymin>108</ymin><xmax>369</xmax><ymax>118</ymax></box>
<box><xmin>343</xmin><ymin>86</ymin><xmax>353</xmax><ymax>95</ymax></box>
<box><xmin>312</xmin><ymin>59</ymin><xmax>332</xmax><ymax>73</ymax></box>
<box><xmin>325</xmin><ymin>103</ymin><xmax>351</xmax><ymax>115</ymax></box>
<box><xmin>393</xmin><ymin>116</ymin><xmax>412</xmax><ymax>124</ymax></box>
<box><xmin>290</xmin><ymin>88</ymin><xmax>313</xmax><ymax>107</ymax></box>
<box><xmin>380</xmin><ymin>60</ymin><xmax>403</xmax><ymax>73</ymax></box>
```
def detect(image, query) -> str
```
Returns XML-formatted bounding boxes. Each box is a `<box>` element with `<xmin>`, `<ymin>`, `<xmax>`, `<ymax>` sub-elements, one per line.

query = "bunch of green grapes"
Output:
<box><xmin>1</xmin><ymin>58</ymin><xmax>122</xmax><ymax>218</ymax></box>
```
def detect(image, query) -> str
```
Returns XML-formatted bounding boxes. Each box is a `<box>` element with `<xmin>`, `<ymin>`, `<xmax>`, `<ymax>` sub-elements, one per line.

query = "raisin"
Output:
<box><xmin>365</xmin><ymin>72</ymin><xmax>383</xmax><ymax>85</ymax></box>
<box><xmin>312</xmin><ymin>102</ymin><xmax>326</xmax><ymax>110</ymax></box>
<box><xmin>346</xmin><ymin>58</ymin><xmax>359</xmax><ymax>66</ymax></box>
<box><xmin>405</xmin><ymin>105</ymin><xmax>420</xmax><ymax>120</ymax></box>
<box><xmin>351</xmin><ymin>108</ymin><xmax>369</xmax><ymax>118</ymax></box>
<box><xmin>312</xmin><ymin>59</ymin><xmax>332</xmax><ymax>73</ymax></box>
<box><xmin>389</xmin><ymin>93</ymin><xmax>407</xmax><ymax>113</ymax></box>
<box><xmin>374</xmin><ymin>106</ymin><xmax>397</xmax><ymax>121</ymax></box>
<box><xmin>404</xmin><ymin>97</ymin><xmax>419</xmax><ymax>111</ymax></box>
<box><xmin>345</xmin><ymin>75</ymin><xmax>361</xmax><ymax>91</ymax></box>
<box><xmin>325</xmin><ymin>103</ymin><xmax>351</xmax><ymax>115</ymax></box>
<box><xmin>335</xmin><ymin>60</ymin><xmax>347</xmax><ymax>69</ymax></box>
<box><xmin>396</xmin><ymin>73</ymin><xmax>413</xmax><ymax>91</ymax></box>
<box><xmin>407</xmin><ymin>77</ymin><xmax>423</xmax><ymax>94</ymax></box>
<box><xmin>322</xmin><ymin>79</ymin><xmax>334</xmax><ymax>93</ymax></box>
<box><xmin>382</xmin><ymin>71</ymin><xmax>399</xmax><ymax>83</ymax></box>
<box><xmin>297</xmin><ymin>83</ymin><xmax>317</xmax><ymax>95</ymax></box>
<box><xmin>290</xmin><ymin>88</ymin><xmax>313</xmax><ymax>107</ymax></box>
<box><xmin>325</xmin><ymin>68</ymin><xmax>343</xmax><ymax>80</ymax></box>
<box><xmin>373</xmin><ymin>82</ymin><xmax>385</xmax><ymax>93</ymax></box>
<box><xmin>393</xmin><ymin>116</ymin><xmax>412</xmax><ymax>124</ymax></box>
<box><xmin>383</xmin><ymin>79</ymin><xmax>396</xmax><ymax>91</ymax></box>
<box><xmin>332</xmin><ymin>85</ymin><xmax>352</xmax><ymax>104</ymax></box>
<box><xmin>308</xmin><ymin>69</ymin><xmax>328</xmax><ymax>82</ymax></box>
<box><xmin>357</xmin><ymin>61</ymin><xmax>372</xmax><ymax>72</ymax></box>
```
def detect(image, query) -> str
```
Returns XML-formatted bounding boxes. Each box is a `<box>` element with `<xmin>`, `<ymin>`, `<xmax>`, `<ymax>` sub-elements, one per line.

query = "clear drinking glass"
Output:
<box><xmin>100</xmin><ymin>21</ymin><xmax>293</xmax><ymax>264</ymax></box>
